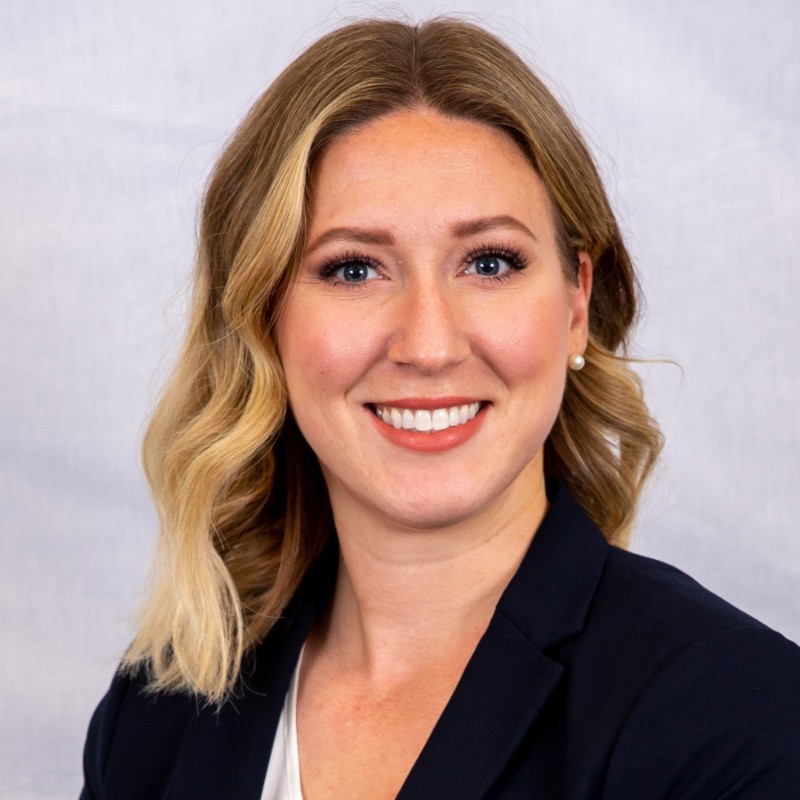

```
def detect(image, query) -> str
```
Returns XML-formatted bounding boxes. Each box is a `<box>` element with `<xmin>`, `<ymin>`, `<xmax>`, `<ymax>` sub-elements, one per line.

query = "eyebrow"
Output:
<box><xmin>450</xmin><ymin>215</ymin><xmax>537</xmax><ymax>241</ymax></box>
<box><xmin>305</xmin><ymin>228</ymin><xmax>395</xmax><ymax>255</ymax></box>
<box><xmin>304</xmin><ymin>215</ymin><xmax>537</xmax><ymax>255</ymax></box>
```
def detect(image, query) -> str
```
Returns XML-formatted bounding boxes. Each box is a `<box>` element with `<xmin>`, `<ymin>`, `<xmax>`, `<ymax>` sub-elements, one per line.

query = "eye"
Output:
<box><xmin>463</xmin><ymin>246</ymin><xmax>527</xmax><ymax>279</ymax></box>
<box><xmin>320</xmin><ymin>256</ymin><xmax>381</xmax><ymax>284</ymax></box>
<box><xmin>339</xmin><ymin>261</ymin><xmax>377</xmax><ymax>282</ymax></box>
<box><xmin>466</xmin><ymin>254</ymin><xmax>512</xmax><ymax>277</ymax></box>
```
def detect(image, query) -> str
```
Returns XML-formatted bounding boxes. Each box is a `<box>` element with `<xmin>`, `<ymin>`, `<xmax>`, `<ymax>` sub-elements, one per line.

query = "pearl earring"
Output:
<box><xmin>568</xmin><ymin>353</ymin><xmax>586</xmax><ymax>371</ymax></box>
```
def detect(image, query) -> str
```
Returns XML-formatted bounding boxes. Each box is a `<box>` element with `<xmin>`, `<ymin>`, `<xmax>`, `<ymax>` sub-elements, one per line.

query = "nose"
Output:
<box><xmin>387</xmin><ymin>279</ymin><xmax>471</xmax><ymax>374</ymax></box>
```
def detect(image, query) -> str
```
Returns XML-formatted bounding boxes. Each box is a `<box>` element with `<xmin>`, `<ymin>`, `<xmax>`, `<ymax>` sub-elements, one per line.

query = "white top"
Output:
<box><xmin>261</xmin><ymin>651</ymin><xmax>304</xmax><ymax>800</ymax></box>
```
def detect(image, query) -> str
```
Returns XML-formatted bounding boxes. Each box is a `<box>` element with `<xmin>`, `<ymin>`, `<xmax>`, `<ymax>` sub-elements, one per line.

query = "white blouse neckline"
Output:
<box><xmin>261</xmin><ymin>648</ymin><xmax>304</xmax><ymax>799</ymax></box>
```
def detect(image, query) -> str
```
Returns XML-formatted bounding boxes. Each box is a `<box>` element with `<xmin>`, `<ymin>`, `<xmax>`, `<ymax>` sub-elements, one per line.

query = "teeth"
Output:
<box><xmin>376</xmin><ymin>402</ymin><xmax>481</xmax><ymax>433</ymax></box>
<box><xmin>413</xmin><ymin>410</ymin><xmax>432</xmax><ymax>431</ymax></box>
<box><xmin>431</xmin><ymin>409</ymin><xmax>449</xmax><ymax>431</ymax></box>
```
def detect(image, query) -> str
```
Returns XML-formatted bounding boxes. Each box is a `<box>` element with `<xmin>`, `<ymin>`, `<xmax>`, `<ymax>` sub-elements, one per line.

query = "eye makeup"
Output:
<box><xmin>314</xmin><ymin>240</ymin><xmax>531</xmax><ymax>288</ymax></box>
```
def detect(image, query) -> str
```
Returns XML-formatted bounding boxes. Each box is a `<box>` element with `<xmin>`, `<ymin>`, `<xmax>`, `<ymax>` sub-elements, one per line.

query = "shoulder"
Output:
<box><xmin>81</xmin><ymin>623</ymin><xmax>309</xmax><ymax>798</ymax></box>
<box><xmin>593</xmin><ymin>546</ymin><xmax>774</xmax><ymax>642</ymax></box>
<box><xmin>584</xmin><ymin>545</ymin><xmax>800</xmax><ymax>713</ymax></box>
<box><xmin>604</xmin><ymin>621</ymin><xmax>800</xmax><ymax>796</ymax></box>
<box><xmin>81</xmin><ymin>667</ymin><xmax>203</xmax><ymax>799</ymax></box>
<box><xmin>571</xmin><ymin>548</ymin><xmax>800</xmax><ymax>797</ymax></box>
<box><xmin>79</xmin><ymin>550</ymin><xmax>328</xmax><ymax>798</ymax></box>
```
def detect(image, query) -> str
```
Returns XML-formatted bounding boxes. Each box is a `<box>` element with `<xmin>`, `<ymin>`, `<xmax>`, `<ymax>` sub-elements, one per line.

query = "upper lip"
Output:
<box><xmin>368</xmin><ymin>397</ymin><xmax>484</xmax><ymax>410</ymax></box>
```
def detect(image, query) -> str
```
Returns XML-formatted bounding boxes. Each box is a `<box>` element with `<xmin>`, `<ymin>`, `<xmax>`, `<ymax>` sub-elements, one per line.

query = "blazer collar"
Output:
<box><xmin>172</xmin><ymin>480</ymin><xmax>608</xmax><ymax>799</ymax></box>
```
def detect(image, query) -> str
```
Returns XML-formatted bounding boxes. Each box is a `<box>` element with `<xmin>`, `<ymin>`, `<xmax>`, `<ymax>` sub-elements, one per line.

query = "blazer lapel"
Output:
<box><xmin>397</xmin><ymin>615</ymin><xmax>565</xmax><ymax>800</ymax></box>
<box><xmin>399</xmin><ymin>481</ymin><xmax>609</xmax><ymax>800</ymax></box>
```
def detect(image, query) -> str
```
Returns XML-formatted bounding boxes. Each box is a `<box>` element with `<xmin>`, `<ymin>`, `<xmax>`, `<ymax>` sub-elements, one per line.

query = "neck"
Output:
<box><xmin>316</xmin><ymin>469</ymin><xmax>548</xmax><ymax>681</ymax></box>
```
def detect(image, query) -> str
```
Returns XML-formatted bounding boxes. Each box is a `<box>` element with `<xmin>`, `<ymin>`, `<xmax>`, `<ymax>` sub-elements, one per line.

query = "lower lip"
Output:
<box><xmin>368</xmin><ymin>405</ymin><xmax>487</xmax><ymax>452</ymax></box>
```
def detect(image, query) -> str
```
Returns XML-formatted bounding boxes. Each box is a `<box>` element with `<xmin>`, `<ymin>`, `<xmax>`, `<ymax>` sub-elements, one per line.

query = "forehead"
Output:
<box><xmin>317</xmin><ymin>109</ymin><xmax>524</xmax><ymax>179</ymax></box>
<box><xmin>306</xmin><ymin>109</ymin><xmax>556</xmax><ymax>240</ymax></box>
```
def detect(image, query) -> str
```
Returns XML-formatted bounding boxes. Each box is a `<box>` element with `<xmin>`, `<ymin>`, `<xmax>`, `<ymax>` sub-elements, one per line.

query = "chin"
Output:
<box><xmin>370</xmin><ymin>481</ymin><xmax>514</xmax><ymax>533</ymax></box>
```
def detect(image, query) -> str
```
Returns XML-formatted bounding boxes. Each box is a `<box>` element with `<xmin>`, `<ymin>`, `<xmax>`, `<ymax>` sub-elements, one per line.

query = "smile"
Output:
<box><xmin>374</xmin><ymin>402</ymin><xmax>481</xmax><ymax>433</ymax></box>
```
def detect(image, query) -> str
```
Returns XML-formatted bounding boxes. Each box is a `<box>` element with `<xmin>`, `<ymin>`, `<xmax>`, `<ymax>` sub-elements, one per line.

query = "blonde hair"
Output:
<box><xmin>123</xmin><ymin>18</ymin><xmax>662</xmax><ymax>702</ymax></box>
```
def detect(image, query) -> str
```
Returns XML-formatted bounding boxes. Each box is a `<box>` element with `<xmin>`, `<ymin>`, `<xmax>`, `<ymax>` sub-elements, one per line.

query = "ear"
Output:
<box><xmin>568</xmin><ymin>251</ymin><xmax>593</xmax><ymax>353</ymax></box>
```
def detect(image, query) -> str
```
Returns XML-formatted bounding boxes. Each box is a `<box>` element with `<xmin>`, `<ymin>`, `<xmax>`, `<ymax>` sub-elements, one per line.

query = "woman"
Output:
<box><xmin>81</xmin><ymin>18</ymin><xmax>800</xmax><ymax>799</ymax></box>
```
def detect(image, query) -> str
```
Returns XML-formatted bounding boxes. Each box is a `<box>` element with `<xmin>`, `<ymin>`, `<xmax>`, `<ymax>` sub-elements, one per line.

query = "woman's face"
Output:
<box><xmin>277</xmin><ymin>109</ymin><xmax>591</xmax><ymax>531</ymax></box>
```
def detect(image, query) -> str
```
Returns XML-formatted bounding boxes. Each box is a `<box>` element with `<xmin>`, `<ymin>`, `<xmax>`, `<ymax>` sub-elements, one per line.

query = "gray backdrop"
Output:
<box><xmin>2</xmin><ymin>1</ymin><xmax>798</xmax><ymax>797</ymax></box>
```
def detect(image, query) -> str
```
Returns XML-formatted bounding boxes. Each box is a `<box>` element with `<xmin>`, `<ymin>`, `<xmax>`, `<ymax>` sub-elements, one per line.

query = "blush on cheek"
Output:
<box><xmin>483</xmin><ymin>310</ymin><xmax>568</xmax><ymax>379</ymax></box>
<box><xmin>311</xmin><ymin>327</ymin><xmax>381</xmax><ymax>386</ymax></box>
<box><xmin>279</xmin><ymin>303</ymin><xmax>384</xmax><ymax>402</ymax></box>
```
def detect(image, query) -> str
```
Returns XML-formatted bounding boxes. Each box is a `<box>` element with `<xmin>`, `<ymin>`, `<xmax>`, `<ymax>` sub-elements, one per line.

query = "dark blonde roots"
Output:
<box><xmin>124</xmin><ymin>18</ymin><xmax>662</xmax><ymax>701</ymax></box>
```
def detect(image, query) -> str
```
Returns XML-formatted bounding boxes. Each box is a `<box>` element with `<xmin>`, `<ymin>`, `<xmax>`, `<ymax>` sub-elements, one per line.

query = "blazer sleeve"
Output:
<box><xmin>602</xmin><ymin>626</ymin><xmax>800</xmax><ymax>799</ymax></box>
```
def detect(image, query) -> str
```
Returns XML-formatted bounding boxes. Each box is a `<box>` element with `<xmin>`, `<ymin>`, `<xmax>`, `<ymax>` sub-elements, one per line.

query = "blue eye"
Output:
<box><xmin>323</xmin><ymin>259</ymin><xmax>380</xmax><ymax>283</ymax></box>
<box><xmin>341</xmin><ymin>262</ymin><xmax>373</xmax><ymax>282</ymax></box>
<box><xmin>465</xmin><ymin>253</ymin><xmax>519</xmax><ymax>278</ymax></box>
<box><xmin>469</xmin><ymin>254</ymin><xmax>508</xmax><ymax>277</ymax></box>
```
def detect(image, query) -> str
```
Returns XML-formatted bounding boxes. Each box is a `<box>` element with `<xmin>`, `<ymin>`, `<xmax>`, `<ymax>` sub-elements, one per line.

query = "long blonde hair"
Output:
<box><xmin>123</xmin><ymin>18</ymin><xmax>662</xmax><ymax>702</ymax></box>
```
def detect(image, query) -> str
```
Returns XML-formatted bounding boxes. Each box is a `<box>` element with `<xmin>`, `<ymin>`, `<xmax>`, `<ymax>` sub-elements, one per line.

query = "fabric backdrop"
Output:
<box><xmin>1</xmin><ymin>1</ymin><xmax>798</xmax><ymax>797</ymax></box>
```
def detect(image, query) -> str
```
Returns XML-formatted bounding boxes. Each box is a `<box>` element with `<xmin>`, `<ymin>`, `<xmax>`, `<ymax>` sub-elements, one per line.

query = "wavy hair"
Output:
<box><xmin>123</xmin><ymin>18</ymin><xmax>662</xmax><ymax>702</ymax></box>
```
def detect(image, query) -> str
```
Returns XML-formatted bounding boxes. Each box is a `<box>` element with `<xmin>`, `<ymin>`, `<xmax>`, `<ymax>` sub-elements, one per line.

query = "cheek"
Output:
<box><xmin>277</xmin><ymin>300</ymin><xmax>379</xmax><ymax>399</ymax></box>
<box><xmin>475</xmin><ymin>297</ymin><xmax>571</xmax><ymax>383</ymax></box>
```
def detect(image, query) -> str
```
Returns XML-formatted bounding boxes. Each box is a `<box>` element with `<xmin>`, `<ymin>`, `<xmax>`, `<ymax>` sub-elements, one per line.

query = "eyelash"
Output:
<box><xmin>317</xmin><ymin>250</ymin><xmax>382</xmax><ymax>286</ymax></box>
<box><xmin>462</xmin><ymin>244</ymin><xmax>529</xmax><ymax>282</ymax></box>
<box><xmin>316</xmin><ymin>243</ymin><xmax>529</xmax><ymax>287</ymax></box>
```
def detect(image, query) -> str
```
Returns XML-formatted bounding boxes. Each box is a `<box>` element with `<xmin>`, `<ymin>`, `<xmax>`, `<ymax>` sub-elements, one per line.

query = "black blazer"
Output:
<box><xmin>81</xmin><ymin>483</ymin><xmax>800</xmax><ymax>798</ymax></box>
